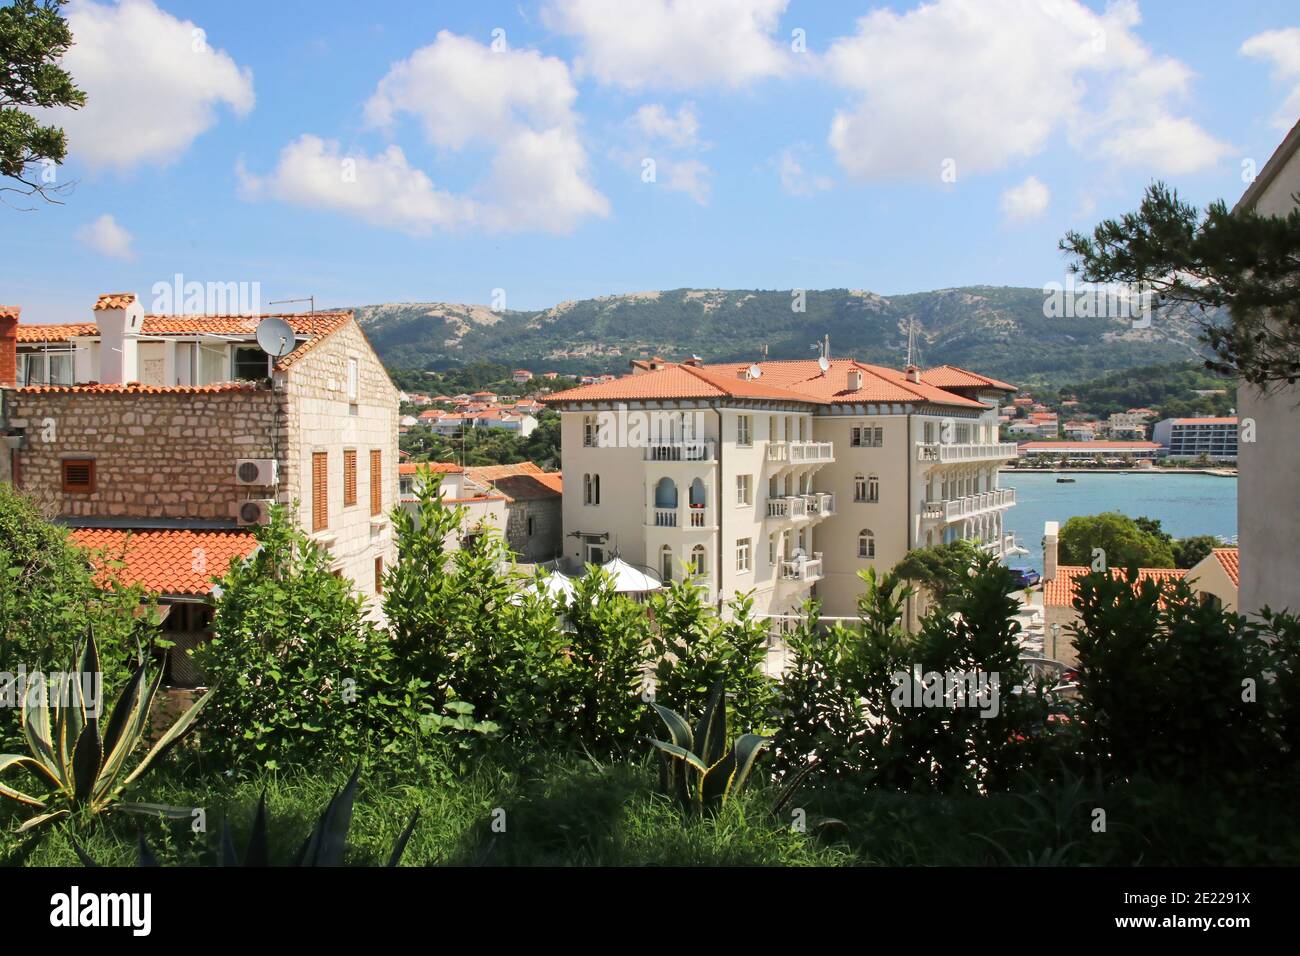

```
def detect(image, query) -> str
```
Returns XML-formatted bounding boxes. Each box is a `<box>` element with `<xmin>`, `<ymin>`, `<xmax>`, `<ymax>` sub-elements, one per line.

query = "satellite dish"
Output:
<box><xmin>255</xmin><ymin>316</ymin><xmax>296</xmax><ymax>358</ymax></box>
<box><xmin>817</xmin><ymin>355</ymin><xmax>830</xmax><ymax>373</ymax></box>
<box><xmin>748</xmin><ymin>364</ymin><xmax>762</xmax><ymax>380</ymax></box>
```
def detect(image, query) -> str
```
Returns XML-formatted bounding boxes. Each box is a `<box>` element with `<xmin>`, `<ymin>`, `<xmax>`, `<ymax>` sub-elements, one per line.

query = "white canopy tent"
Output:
<box><xmin>599</xmin><ymin>556</ymin><xmax>663</xmax><ymax>595</ymax></box>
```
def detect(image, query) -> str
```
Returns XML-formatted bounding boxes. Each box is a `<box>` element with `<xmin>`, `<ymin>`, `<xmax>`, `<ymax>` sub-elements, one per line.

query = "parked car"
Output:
<box><xmin>1008</xmin><ymin>567</ymin><xmax>1041</xmax><ymax>588</ymax></box>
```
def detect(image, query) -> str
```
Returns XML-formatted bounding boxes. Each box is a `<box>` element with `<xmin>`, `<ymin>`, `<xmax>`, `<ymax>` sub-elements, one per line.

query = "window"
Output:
<box><xmin>661</xmin><ymin>546</ymin><xmax>673</xmax><ymax>583</ymax></box>
<box><xmin>736</xmin><ymin>414</ymin><xmax>752</xmax><ymax>447</ymax></box>
<box><xmin>858</xmin><ymin>529</ymin><xmax>875</xmax><ymax>559</ymax></box>
<box><xmin>850</xmin><ymin>426</ymin><xmax>883</xmax><ymax>448</ymax></box>
<box><xmin>312</xmin><ymin>452</ymin><xmax>328</xmax><ymax>532</ymax></box>
<box><xmin>584</xmin><ymin>473</ymin><xmax>600</xmax><ymax>505</ymax></box>
<box><xmin>233</xmin><ymin>346</ymin><xmax>268</xmax><ymax>381</ymax></box>
<box><xmin>736</xmin><ymin>474</ymin><xmax>752</xmax><ymax>506</ymax></box>
<box><xmin>374</xmin><ymin>556</ymin><xmax>384</xmax><ymax>594</ymax></box>
<box><xmin>343</xmin><ymin>450</ymin><xmax>358</xmax><ymax>507</ymax></box>
<box><xmin>768</xmin><ymin>534</ymin><xmax>777</xmax><ymax>565</ymax></box>
<box><xmin>527</xmin><ymin>515</ymin><xmax>535</xmax><ymax>536</ymax></box>
<box><xmin>736</xmin><ymin>538</ymin><xmax>752</xmax><ymax>573</ymax></box>
<box><xmin>61</xmin><ymin>459</ymin><xmax>95</xmax><ymax>494</ymax></box>
<box><xmin>868</xmin><ymin>474</ymin><xmax>880</xmax><ymax>502</ymax></box>
<box><xmin>586</xmin><ymin>540</ymin><xmax>605</xmax><ymax>565</ymax></box>
<box><xmin>583</xmin><ymin>415</ymin><xmax>597</xmax><ymax>447</ymax></box>
<box><xmin>691</xmin><ymin>545</ymin><xmax>707</xmax><ymax>576</ymax></box>
<box><xmin>370</xmin><ymin>450</ymin><xmax>383</xmax><ymax>516</ymax></box>
<box><xmin>347</xmin><ymin>357</ymin><xmax>359</xmax><ymax>402</ymax></box>
<box><xmin>854</xmin><ymin>474</ymin><xmax>867</xmax><ymax>502</ymax></box>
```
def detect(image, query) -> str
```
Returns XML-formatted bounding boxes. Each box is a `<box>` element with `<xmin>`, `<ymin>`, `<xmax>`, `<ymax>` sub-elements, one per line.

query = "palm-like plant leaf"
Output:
<box><xmin>0</xmin><ymin>754</ymin><xmax>51</xmax><ymax>807</ymax></box>
<box><xmin>694</xmin><ymin>679</ymin><xmax>728</xmax><ymax>767</ymax></box>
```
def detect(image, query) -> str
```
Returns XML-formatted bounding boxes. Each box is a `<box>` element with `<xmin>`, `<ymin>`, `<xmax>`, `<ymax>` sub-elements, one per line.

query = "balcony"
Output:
<box><xmin>645</xmin><ymin>440</ymin><xmax>715</xmax><ymax>462</ymax></box>
<box><xmin>781</xmin><ymin>551</ymin><xmax>824</xmax><ymax>583</ymax></box>
<box><xmin>647</xmin><ymin>504</ymin><xmax>715</xmax><ymax>530</ymax></box>
<box><xmin>922</xmin><ymin>487</ymin><xmax>1016</xmax><ymax>523</ymax></box>
<box><xmin>804</xmin><ymin>491</ymin><xmax>835</xmax><ymax>518</ymax></box>
<box><xmin>766</xmin><ymin>496</ymin><xmax>807</xmax><ymax>520</ymax></box>
<box><xmin>789</xmin><ymin>441</ymin><xmax>835</xmax><ymax>464</ymax></box>
<box><xmin>916</xmin><ymin>441</ymin><xmax>1018</xmax><ymax>464</ymax></box>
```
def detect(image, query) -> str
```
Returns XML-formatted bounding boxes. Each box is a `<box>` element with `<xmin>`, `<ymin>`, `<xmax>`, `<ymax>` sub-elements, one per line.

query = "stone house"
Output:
<box><xmin>464</xmin><ymin>462</ymin><xmax>563</xmax><ymax>563</ymax></box>
<box><xmin>0</xmin><ymin>294</ymin><xmax>400</xmax><ymax>682</ymax></box>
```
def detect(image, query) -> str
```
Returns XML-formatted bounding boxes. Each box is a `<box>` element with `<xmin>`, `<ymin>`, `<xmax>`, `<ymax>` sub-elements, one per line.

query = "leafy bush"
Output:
<box><xmin>195</xmin><ymin>507</ymin><xmax>434</xmax><ymax>775</ymax></box>
<box><xmin>1058</xmin><ymin>511</ymin><xmax>1175</xmax><ymax>568</ymax></box>
<box><xmin>0</xmin><ymin>485</ymin><xmax>151</xmax><ymax>750</ymax></box>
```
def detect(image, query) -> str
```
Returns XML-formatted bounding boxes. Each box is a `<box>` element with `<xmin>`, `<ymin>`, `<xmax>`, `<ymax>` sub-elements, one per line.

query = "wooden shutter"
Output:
<box><xmin>61</xmin><ymin>459</ymin><xmax>96</xmax><ymax>493</ymax></box>
<box><xmin>374</xmin><ymin>556</ymin><xmax>384</xmax><ymax>594</ymax></box>
<box><xmin>343</xmin><ymin>450</ymin><xmax>357</xmax><ymax>507</ymax></box>
<box><xmin>370</xmin><ymin>449</ymin><xmax>382</xmax><ymax>516</ymax></box>
<box><xmin>312</xmin><ymin>452</ymin><xmax>328</xmax><ymax>532</ymax></box>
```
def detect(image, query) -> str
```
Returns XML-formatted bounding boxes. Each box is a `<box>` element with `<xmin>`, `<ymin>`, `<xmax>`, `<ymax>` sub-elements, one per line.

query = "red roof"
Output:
<box><xmin>18</xmin><ymin>382</ymin><xmax>262</xmax><ymax>395</ymax></box>
<box><xmin>69</xmin><ymin>527</ymin><xmax>259</xmax><ymax>596</ymax></box>
<box><xmin>465</xmin><ymin>461</ymin><xmax>544</xmax><ymax>481</ymax></box>
<box><xmin>93</xmin><ymin>293</ymin><xmax>137</xmax><ymax>311</ymax></box>
<box><xmin>1172</xmin><ymin>417</ymin><xmax>1237</xmax><ymax>425</ymax></box>
<box><xmin>920</xmin><ymin>364</ymin><xmax>1017</xmax><ymax>392</ymax></box>
<box><xmin>545</xmin><ymin>358</ymin><xmax>990</xmax><ymax>409</ymax></box>
<box><xmin>1043</xmin><ymin>566</ymin><xmax>1185</xmax><ymax>607</ymax></box>
<box><xmin>1019</xmin><ymin>441</ymin><xmax>1160</xmax><ymax>451</ymax></box>
<box><xmin>1211</xmin><ymin>548</ymin><xmax>1240</xmax><ymax>586</ymax></box>
<box><xmin>399</xmin><ymin>461</ymin><xmax>464</xmax><ymax>475</ymax></box>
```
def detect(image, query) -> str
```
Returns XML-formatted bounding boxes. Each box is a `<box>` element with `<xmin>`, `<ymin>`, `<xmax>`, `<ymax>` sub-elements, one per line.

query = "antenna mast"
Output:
<box><xmin>906</xmin><ymin>319</ymin><xmax>915</xmax><ymax>367</ymax></box>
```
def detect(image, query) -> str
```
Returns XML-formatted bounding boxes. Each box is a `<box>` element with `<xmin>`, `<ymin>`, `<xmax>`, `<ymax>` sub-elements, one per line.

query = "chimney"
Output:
<box><xmin>848</xmin><ymin>369</ymin><xmax>863</xmax><ymax>391</ymax></box>
<box><xmin>905</xmin><ymin>364</ymin><xmax>921</xmax><ymax>384</ymax></box>
<box><xmin>0</xmin><ymin>305</ymin><xmax>18</xmax><ymax>388</ymax></box>
<box><xmin>682</xmin><ymin>355</ymin><xmax>701</xmax><ymax>367</ymax></box>
<box><xmin>1043</xmin><ymin>520</ymin><xmax>1059</xmax><ymax>582</ymax></box>
<box><xmin>93</xmin><ymin>293</ymin><xmax>144</xmax><ymax>384</ymax></box>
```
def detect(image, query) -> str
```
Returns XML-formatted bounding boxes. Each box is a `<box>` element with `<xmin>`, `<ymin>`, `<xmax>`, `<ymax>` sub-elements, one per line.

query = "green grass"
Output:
<box><xmin>4</xmin><ymin>751</ymin><xmax>1296</xmax><ymax>867</ymax></box>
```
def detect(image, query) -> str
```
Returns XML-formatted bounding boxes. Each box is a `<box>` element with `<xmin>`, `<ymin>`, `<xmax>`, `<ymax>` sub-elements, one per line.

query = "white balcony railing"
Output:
<box><xmin>804</xmin><ymin>492</ymin><xmax>835</xmax><ymax>517</ymax></box>
<box><xmin>649</xmin><ymin>505</ymin><xmax>713</xmax><ymax>528</ymax></box>
<box><xmin>922</xmin><ymin>488</ymin><xmax>1015</xmax><ymax>523</ymax></box>
<box><xmin>789</xmin><ymin>441</ymin><xmax>835</xmax><ymax>464</ymax></box>
<box><xmin>915</xmin><ymin>441</ymin><xmax>1018</xmax><ymax>464</ymax></box>
<box><xmin>653</xmin><ymin>508</ymin><xmax>677</xmax><ymax>527</ymax></box>
<box><xmin>781</xmin><ymin>552</ymin><xmax>824</xmax><ymax>582</ymax></box>
<box><xmin>645</xmin><ymin>440</ymin><xmax>715</xmax><ymax>462</ymax></box>
<box><xmin>766</xmin><ymin>495</ymin><xmax>812</xmax><ymax>520</ymax></box>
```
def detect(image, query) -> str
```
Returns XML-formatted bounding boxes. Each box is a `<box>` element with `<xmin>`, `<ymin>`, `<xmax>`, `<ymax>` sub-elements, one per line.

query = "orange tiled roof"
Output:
<box><xmin>1212</xmin><ymin>548</ymin><xmax>1240</xmax><ymax>586</ymax></box>
<box><xmin>399</xmin><ymin>461</ymin><xmax>464</xmax><ymax>475</ymax></box>
<box><xmin>93</xmin><ymin>293</ymin><xmax>137</xmax><ymax>310</ymax></box>
<box><xmin>0</xmin><ymin>305</ymin><xmax>20</xmax><ymax>320</ymax></box>
<box><xmin>545</xmin><ymin>358</ymin><xmax>989</xmax><ymax>409</ymax></box>
<box><xmin>1172</xmin><ymin>417</ymin><xmax>1237</xmax><ymax>425</ymax></box>
<box><xmin>1043</xmin><ymin>566</ymin><xmax>1186</xmax><ymax>607</ymax></box>
<box><xmin>484</xmin><ymin>473</ymin><xmax>563</xmax><ymax>502</ymax></box>
<box><xmin>15</xmin><ymin>312</ymin><xmax>352</xmax><ymax>374</ymax></box>
<box><xmin>921</xmin><ymin>364</ymin><xmax>1017</xmax><ymax>392</ymax></box>
<box><xmin>465</xmin><ymin>461</ymin><xmax>544</xmax><ymax>481</ymax></box>
<box><xmin>69</xmin><ymin>527</ymin><xmax>258</xmax><ymax>596</ymax></box>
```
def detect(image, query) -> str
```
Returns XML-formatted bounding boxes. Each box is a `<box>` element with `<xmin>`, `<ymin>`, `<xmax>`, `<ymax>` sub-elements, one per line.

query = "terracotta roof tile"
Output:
<box><xmin>69</xmin><ymin>527</ymin><xmax>258</xmax><ymax>596</ymax></box>
<box><xmin>465</xmin><ymin>461</ymin><xmax>544</xmax><ymax>481</ymax></box>
<box><xmin>17</xmin><ymin>381</ymin><xmax>262</xmax><ymax>395</ymax></box>
<box><xmin>93</xmin><ymin>293</ymin><xmax>137</xmax><ymax>311</ymax></box>
<box><xmin>921</xmin><ymin>364</ymin><xmax>1017</xmax><ymax>392</ymax></box>
<box><xmin>1212</xmin><ymin>548</ymin><xmax>1240</xmax><ymax>586</ymax></box>
<box><xmin>399</xmin><ymin>461</ymin><xmax>464</xmax><ymax>475</ymax></box>
<box><xmin>1043</xmin><ymin>566</ymin><xmax>1186</xmax><ymax>607</ymax></box>
<box><xmin>0</xmin><ymin>305</ymin><xmax>20</xmax><ymax>320</ymax></box>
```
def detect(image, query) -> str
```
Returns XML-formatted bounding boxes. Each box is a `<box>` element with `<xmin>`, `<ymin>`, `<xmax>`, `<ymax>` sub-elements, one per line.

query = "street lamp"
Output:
<box><xmin>1051</xmin><ymin>622</ymin><xmax>1061</xmax><ymax>661</ymax></box>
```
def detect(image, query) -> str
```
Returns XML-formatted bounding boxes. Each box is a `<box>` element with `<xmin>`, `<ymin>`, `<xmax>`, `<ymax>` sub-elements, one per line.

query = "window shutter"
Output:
<box><xmin>312</xmin><ymin>452</ymin><xmax>328</xmax><ymax>532</ymax></box>
<box><xmin>62</xmin><ymin>459</ymin><xmax>96</xmax><ymax>493</ymax></box>
<box><xmin>343</xmin><ymin>450</ymin><xmax>357</xmax><ymax>507</ymax></box>
<box><xmin>370</xmin><ymin>449</ymin><xmax>383</xmax><ymax>516</ymax></box>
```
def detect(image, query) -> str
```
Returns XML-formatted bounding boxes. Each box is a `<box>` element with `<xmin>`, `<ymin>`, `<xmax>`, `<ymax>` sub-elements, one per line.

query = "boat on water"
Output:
<box><xmin>1055</xmin><ymin>476</ymin><xmax>1076</xmax><ymax>484</ymax></box>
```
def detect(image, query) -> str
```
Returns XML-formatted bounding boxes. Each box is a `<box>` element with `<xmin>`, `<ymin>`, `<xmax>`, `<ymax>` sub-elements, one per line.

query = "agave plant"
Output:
<box><xmin>73</xmin><ymin>769</ymin><xmax>421</xmax><ymax>866</ymax></box>
<box><xmin>0</xmin><ymin>627</ymin><xmax>213</xmax><ymax>833</ymax></box>
<box><xmin>646</xmin><ymin>679</ymin><xmax>769</xmax><ymax>812</ymax></box>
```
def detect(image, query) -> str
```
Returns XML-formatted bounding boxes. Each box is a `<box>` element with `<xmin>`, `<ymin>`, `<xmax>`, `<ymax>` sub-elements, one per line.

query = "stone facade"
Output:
<box><xmin>503</xmin><ymin>495</ymin><xmax>563</xmax><ymax>563</ymax></box>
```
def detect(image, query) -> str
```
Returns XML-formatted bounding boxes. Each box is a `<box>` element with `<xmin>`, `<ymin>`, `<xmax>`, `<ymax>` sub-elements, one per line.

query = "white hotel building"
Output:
<box><xmin>545</xmin><ymin>357</ymin><xmax>1017</xmax><ymax>621</ymax></box>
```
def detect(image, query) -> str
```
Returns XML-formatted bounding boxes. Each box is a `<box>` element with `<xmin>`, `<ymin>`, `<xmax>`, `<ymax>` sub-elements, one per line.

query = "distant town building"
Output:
<box><xmin>464</xmin><ymin>462</ymin><xmax>563</xmax><ymax>562</ymax></box>
<box><xmin>1017</xmin><ymin>440</ymin><xmax>1161</xmax><ymax>459</ymax></box>
<box><xmin>1152</xmin><ymin>417</ymin><xmax>1238</xmax><ymax>460</ymax></box>
<box><xmin>511</xmin><ymin>369</ymin><xmax>534</xmax><ymax>383</ymax></box>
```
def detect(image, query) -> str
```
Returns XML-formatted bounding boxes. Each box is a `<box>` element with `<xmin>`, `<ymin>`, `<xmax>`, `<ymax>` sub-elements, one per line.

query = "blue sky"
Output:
<box><xmin>4</xmin><ymin>0</ymin><xmax>1299</xmax><ymax>323</ymax></box>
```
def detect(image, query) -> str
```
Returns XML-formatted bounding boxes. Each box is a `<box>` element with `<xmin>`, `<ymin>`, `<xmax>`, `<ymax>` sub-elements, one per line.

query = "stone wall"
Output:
<box><xmin>505</xmin><ymin>497</ymin><xmax>563</xmax><ymax>563</ymax></box>
<box><xmin>5</xmin><ymin>387</ymin><xmax>280</xmax><ymax>521</ymax></box>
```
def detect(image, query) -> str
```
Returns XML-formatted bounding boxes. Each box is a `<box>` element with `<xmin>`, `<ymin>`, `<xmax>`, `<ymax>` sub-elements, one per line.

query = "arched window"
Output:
<box><xmin>688</xmin><ymin>477</ymin><xmax>706</xmax><ymax>507</ymax></box>
<box><xmin>654</xmin><ymin>476</ymin><xmax>678</xmax><ymax>509</ymax></box>
<box><xmin>858</xmin><ymin>529</ymin><xmax>875</xmax><ymax>559</ymax></box>
<box><xmin>690</xmin><ymin>545</ymin><xmax>707</xmax><ymax>576</ymax></box>
<box><xmin>661</xmin><ymin>545</ymin><xmax>673</xmax><ymax>582</ymax></box>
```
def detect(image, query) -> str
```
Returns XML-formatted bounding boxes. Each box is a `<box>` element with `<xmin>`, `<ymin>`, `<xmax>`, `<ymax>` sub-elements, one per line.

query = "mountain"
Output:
<box><xmin>351</xmin><ymin>286</ymin><xmax>1220</xmax><ymax>389</ymax></box>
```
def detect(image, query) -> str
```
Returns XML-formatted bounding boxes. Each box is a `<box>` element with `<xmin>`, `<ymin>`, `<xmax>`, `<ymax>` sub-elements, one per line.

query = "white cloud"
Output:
<box><xmin>825</xmin><ymin>0</ymin><xmax>1229</xmax><ymax>180</ymax></box>
<box><xmin>1000</xmin><ymin>175</ymin><xmax>1050</xmax><ymax>222</ymax></box>
<box><xmin>52</xmin><ymin>0</ymin><xmax>254</xmax><ymax>170</ymax></box>
<box><xmin>237</xmin><ymin>136</ymin><xmax>477</xmax><ymax>236</ymax></box>
<box><xmin>775</xmin><ymin>144</ymin><xmax>833</xmax><ymax>196</ymax></box>
<box><xmin>1241</xmin><ymin>28</ymin><xmax>1300</xmax><ymax>132</ymax></box>
<box><xmin>663</xmin><ymin>159</ymin><xmax>712</xmax><ymax>205</ymax></box>
<box><xmin>628</xmin><ymin>103</ymin><xmax>702</xmax><ymax>149</ymax></box>
<box><xmin>75</xmin><ymin>214</ymin><xmax>134</xmax><ymax>259</ymax></box>
<box><xmin>358</xmin><ymin>31</ymin><xmax>607</xmax><ymax>233</ymax></box>
<box><xmin>543</xmin><ymin>0</ymin><xmax>792</xmax><ymax>90</ymax></box>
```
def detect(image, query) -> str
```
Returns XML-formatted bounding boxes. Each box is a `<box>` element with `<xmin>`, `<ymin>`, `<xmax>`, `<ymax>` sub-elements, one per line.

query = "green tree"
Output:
<box><xmin>892</xmin><ymin>539</ymin><xmax>980</xmax><ymax>609</ymax></box>
<box><xmin>0</xmin><ymin>485</ymin><xmax>149</xmax><ymax>750</ymax></box>
<box><xmin>1</xmin><ymin>0</ymin><xmax>85</xmax><ymax>204</ymax></box>
<box><xmin>1058</xmin><ymin>512</ymin><xmax>1175</xmax><ymax>569</ymax></box>
<box><xmin>1062</xmin><ymin>181</ymin><xmax>1300</xmax><ymax>388</ymax></box>
<box><xmin>1172</xmin><ymin>534</ymin><xmax>1221</xmax><ymax>570</ymax></box>
<box><xmin>196</xmin><ymin>506</ymin><xmax>428</xmax><ymax>775</ymax></box>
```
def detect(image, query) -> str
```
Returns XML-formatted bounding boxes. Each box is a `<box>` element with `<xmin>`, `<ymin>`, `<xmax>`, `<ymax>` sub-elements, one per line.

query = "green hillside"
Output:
<box><xmin>352</xmin><ymin>286</ymin><xmax>1220</xmax><ymax>389</ymax></box>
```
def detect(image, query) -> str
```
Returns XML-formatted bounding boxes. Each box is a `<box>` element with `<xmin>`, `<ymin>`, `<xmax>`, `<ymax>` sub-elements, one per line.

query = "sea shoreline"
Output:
<box><xmin>1002</xmin><ymin>467</ymin><xmax>1237</xmax><ymax>477</ymax></box>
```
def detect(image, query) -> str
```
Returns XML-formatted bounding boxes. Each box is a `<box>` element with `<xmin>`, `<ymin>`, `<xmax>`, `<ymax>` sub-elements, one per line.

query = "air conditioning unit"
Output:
<box><xmin>235</xmin><ymin>458</ymin><xmax>278</xmax><ymax>485</ymax></box>
<box><xmin>235</xmin><ymin>499</ymin><xmax>274</xmax><ymax>526</ymax></box>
